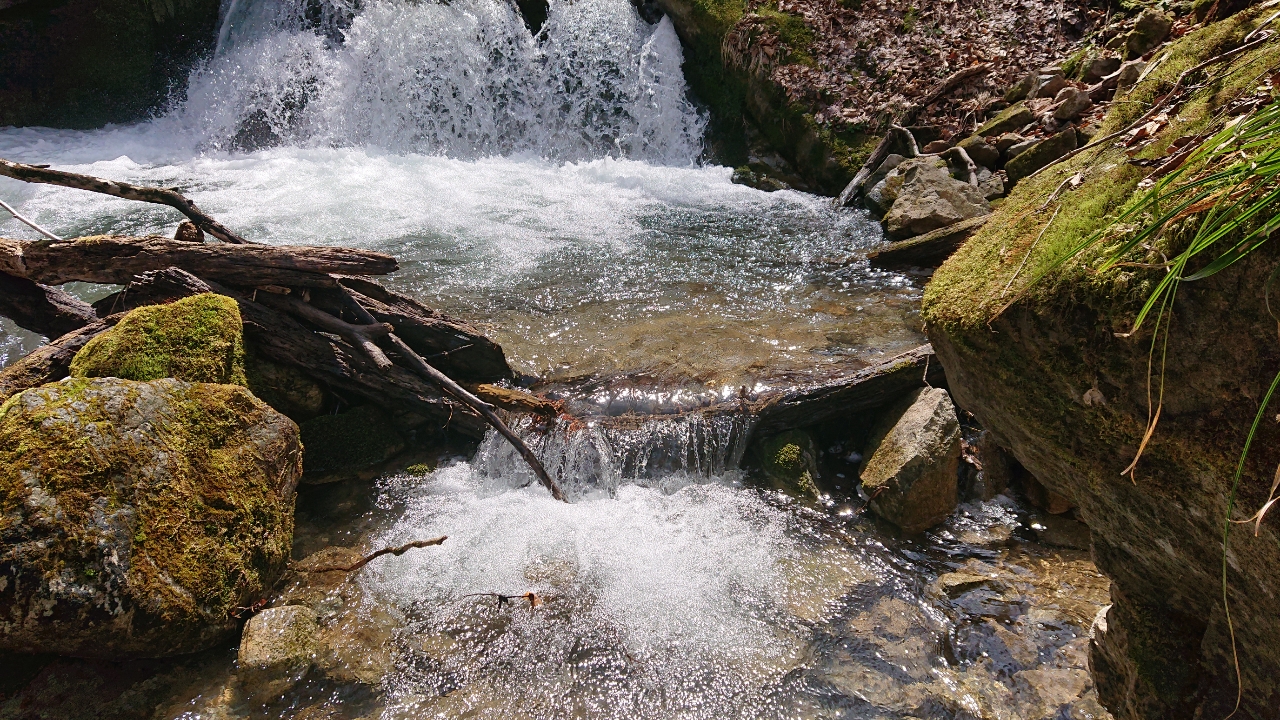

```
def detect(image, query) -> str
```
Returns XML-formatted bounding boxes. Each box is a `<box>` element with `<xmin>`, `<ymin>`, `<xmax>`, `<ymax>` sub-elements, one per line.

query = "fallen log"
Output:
<box><xmin>867</xmin><ymin>216</ymin><xmax>990</xmax><ymax>269</ymax></box>
<box><xmin>0</xmin><ymin>158</ymin><xmax>250</xmax><ymax>244</ymax></box>
<box><xmin>837</xmin><ymin>125</ymin><xmax>919</xmax><ymax>208</ymax></box>
<box><xmin>750</xmin><ymin>344</ymin><xmax>947</xmax><ymax>436</ymax></box>
<box><xmin>0</xmin><ymin>235</ymin><xmax>397</xmax><ymax>288</ymax></box>
<box><xmin>0</xmin><ymin>271</ymin><xmax>96</xmax><ymax>337</ymax></box>
<box><xmin>902</xmin><ymin>64</ymin><xmax>992</xmax><ymax>125</ymax></box>
<box><xmin>0</xmin><ymin>315</ymin><xmax>120</xmax><ymax>401</ymax></box>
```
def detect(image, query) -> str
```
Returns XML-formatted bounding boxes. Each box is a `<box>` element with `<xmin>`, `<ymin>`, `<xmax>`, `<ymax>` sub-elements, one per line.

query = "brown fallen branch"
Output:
<box><xmin>0</xmin><ymin>271</ymin><xmax>96</xmax><ymax>337</ymax></box>
<box><xmin>903</xmin><ymin>64</ymin><xmax>992</xmax><ymax>125</ymax></box>
<box><xmin>253</xmin><ymin>290</ymin><xmax>396</xmax><ymax>369</ymax></box>
<box><xmin>0</xmin><ymin>158</ymin><xmax>250</xmax><ymax>244</ymax></box>
<box><xmin>462</xmin><ymin>592</ymin><xmax>544</xmax><ymax>608</ymax></box>
<box><xmin>294</xmin><ymin>536</ymin><xmax>448</xmax><ymax>573</ymax></box>
<box><xmin>0</xmin><ymin>235</ymin><xmax>397</xmax><ymax>288</ymax></box>
<box><xmin>333</xmin><ymin>287</ymin><xmax>567</xmax><ymax>502</ymax></box>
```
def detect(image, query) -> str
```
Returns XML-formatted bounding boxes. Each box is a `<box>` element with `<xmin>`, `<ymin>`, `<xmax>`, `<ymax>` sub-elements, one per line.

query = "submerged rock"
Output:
<box><xmin>859</xmin><ymin>387</ymin><xmax>961</xmax><ymax>532</ymax></box>
<box><xmin>754</xmin><ymin>429</ymin><xmax>821</xmax><ymax>499</ymax></box>
<box><xmin>0</xmin><ymin>377</ymin><xmax>301</xmax><ymax>658</ymax></box>
<box><xmin>298</xmin><ymin>405</ymin><xmax>406</xmax><ymax>484</ymax></box>
<box><xmin>236</xmin><ymin>605</ymin><xmax>321</xmax><ymax>702</ymax></box>
<box><xmin>882</xmin><ymin>157</ymin><xmax>991</xmax><ymax>240</ymax></box>
<box><xmin>70</xmin><ymin>293</ymin><xmax>247</xmax><ymax>386</ymax></box>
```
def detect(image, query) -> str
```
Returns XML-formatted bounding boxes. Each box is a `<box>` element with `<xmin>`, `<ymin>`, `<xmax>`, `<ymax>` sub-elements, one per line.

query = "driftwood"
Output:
<box><xmin>750</xmin><ymin>344</ymin><xmax>947</xmax><ymax>436</ymax></box>
<box><xmin>0</xmin><ymin>198</ymin><xmax>61</xmax><ymax>241</ymax></box>
<box><xmin>837</xmin><ymin>125</ymin><xmax>919</xmax><ymax>208</ymax></box>
<box><xmin>0</xmin><ymin>315</ymin><xmax>120</xmax><ymax>401</ymax></box>
<box><xmin>867</xmin><ymin>216</ymin><xmax>990</xmax><ymax>269</ymax></box>
<box><xmin>0</xmin><ymin>235</ymin><xmax>396</xmax><ymax>288</ymax></box>
<box><xmin>0</xmin><ymin>158</ymin><xmax>250</xmax><ymax>244</ymax></box>
<box><xmin>903</xmin><ymin>64</ymin><xmax>993</xmax><ymax>124</ymax></box>
<box><xmin>294</xmin><ymin>537</ymin><xmax>448</xmax><ymax>573</ymax></box>
<box><xmin>0</xmin><ymin>271</ymin><xmax>95</xmax><ymax>337</ymax></box>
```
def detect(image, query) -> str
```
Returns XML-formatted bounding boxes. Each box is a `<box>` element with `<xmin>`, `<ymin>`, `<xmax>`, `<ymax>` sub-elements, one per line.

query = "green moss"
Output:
<box><xmin>754</xmin><ymin>429</ymin><xmax>821</xmax><ymax>499</ymax></box>
<box><xmin>1060</xmin><ymin>46</ymin><xmax>1090</xmax><ymax>80</ymax></box>
<box><xmin>924</xmin><ymin>9</ymin><xmax>1279</xmax><ymax>333</ymax></box>
<box><xmin>0</xmin><ymin>378</ymin><xmax>299</xmax><ymax>636</ymax></box>
<box><xmin>756</xmin><ymin>6</ymin><xmax>816</xmax><ymax>67</ymax></box>
<box><xmin>70</xmin><ymin>293</ymin><xmax>247</xmax><ymax>386</ymax></box>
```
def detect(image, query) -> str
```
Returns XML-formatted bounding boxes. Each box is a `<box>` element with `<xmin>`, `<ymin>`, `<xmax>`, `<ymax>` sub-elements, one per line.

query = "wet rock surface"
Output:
<box><xmin>859</xmin><ymin>387</ymin><xmax>962</xmax><ymax>532</ymax></box>
<box><xmin>881</xmin><ymin>158</ymin><xmax>992</xmax><ymax>240</ymax></box>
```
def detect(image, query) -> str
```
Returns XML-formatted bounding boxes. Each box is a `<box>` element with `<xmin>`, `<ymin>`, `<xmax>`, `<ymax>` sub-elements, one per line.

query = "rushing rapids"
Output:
<box><xmin>0</xmin><ymin>0</ymin><xmax>1110</xmax><ymax>718</ymax></box>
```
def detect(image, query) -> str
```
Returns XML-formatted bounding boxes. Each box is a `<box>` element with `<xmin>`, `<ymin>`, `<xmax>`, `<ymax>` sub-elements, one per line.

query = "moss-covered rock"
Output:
<box><xmin>923</xmin><ymin>10</ymin><xmax>1280</xmax><ymax>718</ymax></box>
<box><xmin>859</xmin><ymin>387</ymin><xmax>960</xmax><ymax>533</ymax></box>
<box><xmin>71</xmin><ymin>294</ymin><xmax>247</xmax><ymax>386</ymax></box>
<box><xmin>0</xmin><ymin>0</ymin><xmax>222</xmax><ymax>128</ymax></box>
<box><xmin>753</xmin><ymin>429</ymin><xmax>821</xmax><ymax>499</ymax></box>
<box><xmin>244</xmin><ymin>344</ymin><xmax>328</xmax><ymax>423</ymax></box>
<box><xmin>0</xmin><ymin>377</ymin><xmax>302</xmax><ymax>658</ymax></box>
<box><xmin>977</xmin><ymin>102</ymin><xmax>1033</xmax><ymax>136</ymax></box>
<box><xmin>1004</xmin><ymin>127</ymin><xmax>1077</xmax><ymax>185</ymax></box>
<box><xmin>298</xmin><ymin>405</ymin><xmax>406</xmax><ymax>485</ymax></box>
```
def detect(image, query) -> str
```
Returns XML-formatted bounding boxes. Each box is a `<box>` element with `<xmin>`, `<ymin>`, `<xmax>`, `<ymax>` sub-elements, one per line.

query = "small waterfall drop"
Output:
<box><xmin>181</xmin><ymin>0</ymin><xmax>704</xmax><ymax>162</ymax></box>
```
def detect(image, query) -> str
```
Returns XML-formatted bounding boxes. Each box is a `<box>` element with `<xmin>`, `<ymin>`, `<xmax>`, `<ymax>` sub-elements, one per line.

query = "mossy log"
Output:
<box><xmin>0</xmin><ymin>270</ymin><xmax>95</xmax><ymax>336</ymax></box>
<box><xmin>0</xmin><ymin>235</ymin><xmax>396</xmax><ymax>288</ymax></box>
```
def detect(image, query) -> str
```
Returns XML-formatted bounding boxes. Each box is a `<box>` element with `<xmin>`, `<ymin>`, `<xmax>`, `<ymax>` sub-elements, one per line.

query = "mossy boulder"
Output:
<box><xmin>1003</xmin><ymin>127</ymin><xmax>1077</xmax><ymax>185</ymax></box>
<box><xmin>977</xmin><ymin>102</ymin><xmax>1033</xmax><ymax>137</ymax></box>
<box><xmin>859</xmin><ymin>387</ymin><xmax>960</xmax><ymax>533</ymax></box>
<box><xmin>70</xmin><ymin>294</ymin><xmax>247</xmax><ymax>386</ymax></box>
<box><xmin>0</xmin><ymin>377</ymin><xmax>302</xmax><ymax>658</ymax></box>
<box><xmin>753</xmin><ymin>429</ymin><xmax>821</xmax><ymax>499</ymax></box>
<box><xmin>922</xmin><ymin>11</ymin><xmax>1280</xmax><ymax>718</ymax></box>
<box><xmin>298</xmin><ymin>405</ymin><xmax>406</xmax><ymax>484</ymax></box>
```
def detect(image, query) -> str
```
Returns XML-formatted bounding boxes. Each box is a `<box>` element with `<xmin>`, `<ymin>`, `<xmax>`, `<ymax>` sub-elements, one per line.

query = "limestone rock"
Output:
<box><xmin>1032</xmin><ymin>73</ymin><xmax>1069</xmax><ymax>99</ymax></box>
<box><xmin>859</xmin><ymin>387</ymin><xmax>961</xmax><ymax>533</ymax></box>
<box><xmin>1125</xmin><ymin>9</ymin><xmax>1173</xmax><ymax>59</ymax></box>
<box><xmin>70</xmin><ymin>293</ymin><xmax>246</xmax><ymax>386</ymax></box>
<box><xmin>1082</xmin><ymin>54</ymin><xmax>1121</xmax><ymax>84</ymax></box>
<box><xmin>754</xmin><ymin>429</ymin><xmax>821</xmax><ymax>499</ymax></box>
<box><xmin>1052</xmin><ymin>86</ymin><xmax>1092</xmax><ymax>120</ymax></box>
<box><xmin>0</xmin><ymin>377</ymin><xmax>301</xmax><ymax>658</ymax></box>
<box><xmin>882</xmin><ymin>158</ymin><xmax>991</xmax><ymax>240</ymax></box>
<box><xmin>1113</xmin><ymin>60</ymin><xmax>1145</xmax><ymax>92</ymax></box>
<box><xmin>978</xmin><ymin>102</ymin><xmax>1033</xmax><ymax>136</ymax></box>
<box><xmin>1004</xmin><ymin>128</ymin><xmax>1077</xmax><ymax>185</ymax></box>
<box><xmin>957</xmin><ymin>135</ymin><xmax>999</xmax><ymax>169</ymax></box>
<box><xmin>237</xmin><ymin>605</ymin><xmax>321</xmax><ymax>701</ymax></box>
<box><xmin>298</xmin><ymin>405</ymin><xmax>406</xmax><ymax>484</ymax></box>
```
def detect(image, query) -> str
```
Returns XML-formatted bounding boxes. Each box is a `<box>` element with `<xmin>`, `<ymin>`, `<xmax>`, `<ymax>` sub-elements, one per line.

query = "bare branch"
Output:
<box><xmin>294</xmin><ymin>537</ymin><xmax>448</xmax><ymax>573</ymax></box>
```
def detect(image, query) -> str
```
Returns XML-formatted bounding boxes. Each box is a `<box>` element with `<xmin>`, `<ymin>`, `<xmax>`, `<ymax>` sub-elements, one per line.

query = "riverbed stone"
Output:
<box><xmin>978</xmin><ymin>102</ymin><xmax>1034</xmax><ymax>136</ymax></box>
<box><xmin>754</xmin><ymin>429</ymin><xmax>821</xmax><ymax>499</ymax></box>
<box><xmin>237</xmin><ymin>605</ymin><xmax>321</xmax><ymax>701</ymax></box>
<box><xmin>0</xmin><ymin>377</ymin><xmax>301</xmax><ymax>658</ymax></box>
<box><xmin>1004</xmin><ymin>128</ymin><xmax>1077</xmax><ymax>185</ymax></box>
<box><xmin>70</xmin><ymin>293</ymin><xmax>246</xmax><ymax>386</ymax></box>
<box><xmin>859</xmin><ymin>387</ymin><xmax>961</xmax><ymax>532</ymax></box>
<box><xmin>882</xmin><ymin>157</ymin><xmax>991</xmax><ymax>239</ymax></box>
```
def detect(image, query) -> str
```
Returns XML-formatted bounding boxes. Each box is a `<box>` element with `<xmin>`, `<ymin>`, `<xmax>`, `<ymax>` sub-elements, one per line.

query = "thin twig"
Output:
<box><xmin>1002</xmin><ymin>206</ymin><xmax>1061</xmax><ymax>297</ymax></box>
<box><xmin>461</xmin><ymin>591</ymin><xmax>544</xmax><ymax>608</ymax></box>
<box><xmin>294</xmin><ymin>536</ymin><xmax>448</xmax><ymax>573</ymax></box>
<box><xmin>0</xmin><ymin>158</ymin><xmax>250</xmax><ymax>244</ymax></box>
<box><xmin>0</xmin><ymin>198</ymin><xmax>61</xmax><ymax>241</ymax></box>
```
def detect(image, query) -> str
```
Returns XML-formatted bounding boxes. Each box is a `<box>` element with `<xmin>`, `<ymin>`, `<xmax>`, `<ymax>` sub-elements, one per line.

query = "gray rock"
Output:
<box><xmin>859</xmin><ymin>387</ymin><xmax>962</xmax><ymax>533</ymax></box>
<box><xmin>1032</xmin><ymin>74</ymin><xmax>1069</xmax><ymax>99</ymax></box>
<box><xmin>1005</xmin><ymin>138</ymin><xmax>1038</xmax><ymax>160</ymax></box>
<box><xmin>0</xmin><ymin>377</ymin><xmax>302</xmax><ymax>658</ymax></box>
<box><xmin>860</xmin><ymin>153</ymin><xmax>907</xmax><ymax>214</ymax></box>
<box><xmin>976</xmin><ymin>167</ymin><xmax>1005</xmax><ymax>200</ymax></box>
<box><xmin>1082</xmin><ymin>54</ymin><xmax>1121</xmax><ymax>84</ymax></box>
<box><xmin>237</xmin><ymin>605</ymin><xmax>321</xmax><ymax>701</ymax></box>
<box><xmin>882</xmin><ymin>158</ymin><xmax>992</xmax><ymax>240</ymax></box>
<box><xmin>995</xmin><ymin>132</ymin><xmax>1026</xmax><ymax>155</ymax></box>
<box><xmin>978</xmin><ymin>102</ymin><xmax>1034</xmax><ymax>137</ymax></box>
<box><xmin>1004</xmin><ymin>73</ymin><xmax>1035</xmax><ymax>103</ymax></box>
<box><xmin>1126</xmin><ymin>9</ymin><xmax>1173</xmax><ymax>59</ymax></box>
<box><xmin>868</xmin><ymin>215</ymin><xmax>990</xmax><ymax>270</ymax></box>
<box><xmin>957</xmin><ymin>135</ymin><xmax>999</xmax><ymax>169</ymax></box>
<box><xmin>1052</xmin><ymin>86</ymin><xmax>1093</xmax><ymax>120</ymax></box>
<box><xmin>1114</xmin><ymin>59</ymin><xmax>1146</xmax><ymax>91</ymax></box>
<box><xmin>1005</xmin><ymin>128</ymin><xmax>1078</xmax><ymax>184</ymax></box>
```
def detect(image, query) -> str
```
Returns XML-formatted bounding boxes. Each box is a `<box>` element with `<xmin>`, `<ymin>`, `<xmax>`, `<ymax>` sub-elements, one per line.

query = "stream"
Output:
<box><xmin>0</xmin><ymin>0</ymin><xmax>1111</xmax><ymax>718</ymax></box>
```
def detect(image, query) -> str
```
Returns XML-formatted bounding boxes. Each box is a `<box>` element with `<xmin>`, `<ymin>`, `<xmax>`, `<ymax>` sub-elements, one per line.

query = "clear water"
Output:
<box><xmin>0</xmin><ymin>1</ymin><xmax>1107</xmax><ymax>718</ymax></box>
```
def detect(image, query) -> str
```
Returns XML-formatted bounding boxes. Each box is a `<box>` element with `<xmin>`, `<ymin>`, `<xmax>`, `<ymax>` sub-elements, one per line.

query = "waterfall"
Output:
<box><xmin>180</xmin><ymin>0</ymin><xmax>705</xmax><ymax>162</ymax></box>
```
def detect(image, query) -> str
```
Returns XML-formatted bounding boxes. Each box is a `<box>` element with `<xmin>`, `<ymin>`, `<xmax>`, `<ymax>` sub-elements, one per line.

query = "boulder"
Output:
<box><xmin>1004</xmin><ymin>137</ymin><xmax>1038</xmax><ymax>161</ymax></box>
<box><xmin>0</xmin><ymin>377</ymin><xmax>301</xmax><ymax>658</ymax></box>
<box><xmin>1004</xmin><ymin>128</ymin><xmax>1078</xmax><ymax>185</ymax></box>
<box><xmin>882</xmin><ymin>158</ymin><xmax>991</xmax><ymax>240</ymax></box>
<box><xmin>859</xmin><ymin>387</ymin><xmax>961</xmax><ymax>533</ymax></box>
<box><xmin>236</xmin><ymin>605</ymin><xmax>321</xmax><ymax>702</ymax></box>
<box><xmin>978</xmin><ymin>102</ymin><xmax>1034</xmax><ymax>136</ymax></box>
<box><xmin>1125</xmin><ymin>9</ymin><xmax>1173</xmax><ymax>59</ymax></box>
<box><xmin>1114</xmin><ymin>60</ymin><xmax>1145</xmax><ymax>91</ymax></box>
<box><xmin>70</xmin><ymin>293</ymin><xmax>246</xmax><ymax>386</ymax></box>
<box><xmin>298</xmin><ymin>405</ymin><xmax>406</xmax><ymax>484</ymax></box>
<box><xmin>1082</xmin><ymin>54</ymin><xmax>1121</xmax><ymax>83</ymax></box>
<box><xmin>956</xmin><ymin>135</ymin><xmax>999</xmax><ymax>169</ymax></box>
<box><xmin>1052</xmin><ymin>86</ymin><xmax>1092</xmax><ymax>120</ymax></box>
<box><xmin>753</xmin><ymin>429</ymin><xmax>821</xmax><ymax>499</ymax></box>
<box><xmin>1031</xmin><ymin>73</ymin><xmax>1069</xmax><ymax>99</ymax></box>
<box><xmin>867</xmin><ymin>215</ymin><xmax>990</xmax><ymax>270</ymax></box>
<box><xmin>995</xmin><ymin>132</ymin><xmax>1026</xmax><ymax>155</ymax></box>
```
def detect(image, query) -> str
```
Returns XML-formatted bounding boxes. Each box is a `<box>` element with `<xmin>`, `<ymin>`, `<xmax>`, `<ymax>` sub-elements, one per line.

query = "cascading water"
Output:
<box><xmin>0</xmin><ymin>2</ymin><xmax>1111</xmax><ymax>718</ymax></box>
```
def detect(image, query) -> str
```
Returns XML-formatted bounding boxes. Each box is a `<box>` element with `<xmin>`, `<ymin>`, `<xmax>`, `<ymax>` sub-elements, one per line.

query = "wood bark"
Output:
<box><xmin>750</xmin><ymin>344</ymin><xmax>947</xmax><ymax>436</ymax></box>
<box><xmin>0</xmin><ymin>235</ymin><xmax>397</xmax><ymax>288</ymax></box>
<box><xmin>0</xmin><ymin>315</ymin><xmax>120</xmax><ymax>401</ymax></box>
<box><xmin>0</xmin><ymin>158</ymin><xmax>250</xmax><ymax>244</ymax></box>
<box><xmin>903</xmin><ymin>64</ymin><xmax>992</xmax><ymax>124</ymax></box>
<box><xmin>0</xmin><ymin>271</ymin><xmax>96</xmax><ymax>337</ymax></box>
